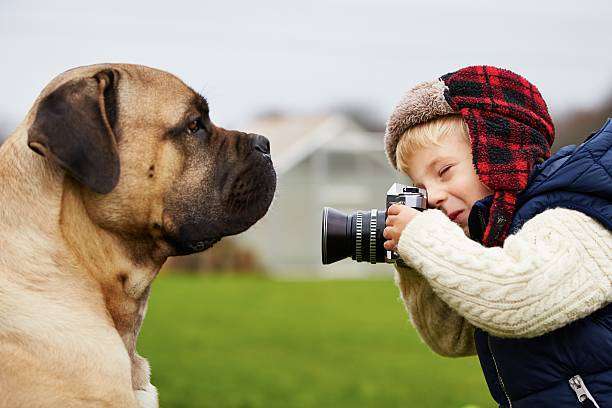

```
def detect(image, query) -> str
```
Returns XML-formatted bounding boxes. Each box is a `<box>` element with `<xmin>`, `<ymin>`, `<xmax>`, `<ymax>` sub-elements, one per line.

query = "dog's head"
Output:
<box><xmin>27</xmin><ymin>64</ymin><xmax>276</xmax><ymax>256</ymax></box>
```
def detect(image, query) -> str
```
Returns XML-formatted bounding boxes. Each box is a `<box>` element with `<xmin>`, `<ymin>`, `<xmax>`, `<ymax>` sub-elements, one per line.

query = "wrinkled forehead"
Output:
<box><xmin>116</xmin><ymin>65</ymin><xmax>204</xmax><ymax>127</ymax></box>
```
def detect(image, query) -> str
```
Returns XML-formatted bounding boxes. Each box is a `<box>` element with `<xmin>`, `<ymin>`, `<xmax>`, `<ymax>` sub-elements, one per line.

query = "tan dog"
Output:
<box><xmin>0</xmin><ymin>64</ymin><xmax>276</xmax><ymax>407</ymax></box>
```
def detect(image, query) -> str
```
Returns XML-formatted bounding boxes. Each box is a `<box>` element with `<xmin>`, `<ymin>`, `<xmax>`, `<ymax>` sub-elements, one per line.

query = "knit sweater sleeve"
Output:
<box><xmin>394</xmin><ymin>264</ymin><xmax>476</xmax><ymax>356</ymax></box>
<box><xmin>397</xmin><ymin>208</ymin><xmax>612</xmax><ymax>338</ymax></box>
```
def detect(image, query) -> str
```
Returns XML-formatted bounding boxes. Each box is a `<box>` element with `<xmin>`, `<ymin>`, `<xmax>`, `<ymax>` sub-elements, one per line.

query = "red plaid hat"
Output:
<box><xmin>385</xmin><ymin>66</ymin><xmax>555</xmax><ymax>247</ymax></box>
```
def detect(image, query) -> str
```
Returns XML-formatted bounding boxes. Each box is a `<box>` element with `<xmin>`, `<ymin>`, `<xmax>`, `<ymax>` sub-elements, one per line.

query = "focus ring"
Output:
<box><xmin>355</xmin><ymin>212</ymin><xmax>363</xmax><ymax>262</ymax></box>
<box><xmin>369</xmin><ymin>209</ymin><xmax>377</xmax><ymax>264</ymax></box>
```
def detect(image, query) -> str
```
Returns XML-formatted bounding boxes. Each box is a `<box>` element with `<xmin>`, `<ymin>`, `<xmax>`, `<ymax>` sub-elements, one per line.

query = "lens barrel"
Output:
<box><xmin>321</xmin><ymin>207</ymin><xmax>386</xmax><ymax>264</ymax></box>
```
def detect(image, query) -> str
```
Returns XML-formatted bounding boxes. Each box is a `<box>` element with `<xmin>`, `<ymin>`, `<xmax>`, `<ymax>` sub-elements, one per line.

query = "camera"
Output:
<box><xmin>321</xmin><ymin>183</ymin><xmax>427</xmax><ymax>265</ymax></box>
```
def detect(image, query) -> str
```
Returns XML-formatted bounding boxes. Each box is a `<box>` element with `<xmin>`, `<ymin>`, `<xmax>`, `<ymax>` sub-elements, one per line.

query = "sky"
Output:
<box><xmin>1</xmin><ymin>0</ymin><xmax>611</xmax><ymax>135</ymax></box>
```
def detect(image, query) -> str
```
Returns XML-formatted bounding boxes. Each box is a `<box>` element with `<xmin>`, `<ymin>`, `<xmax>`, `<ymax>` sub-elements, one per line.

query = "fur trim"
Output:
<box><xmin>384</xmin><ymin>79</ymin><xmax>454</xmax><ymax>168</ymax></box>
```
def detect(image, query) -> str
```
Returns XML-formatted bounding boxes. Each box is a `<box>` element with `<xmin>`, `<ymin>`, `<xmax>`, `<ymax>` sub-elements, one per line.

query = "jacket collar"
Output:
<box><xmin>468</xmin><ymin>195</ymin><xmax>494</xmax><ymax>243</ymax></box>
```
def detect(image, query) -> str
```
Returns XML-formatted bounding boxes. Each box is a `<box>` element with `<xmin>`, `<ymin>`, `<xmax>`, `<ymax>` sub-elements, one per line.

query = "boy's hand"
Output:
<box><xmin>383</xmin><ymin>204</ymin><xmax>421</xmax><ymax>251</ymax></box>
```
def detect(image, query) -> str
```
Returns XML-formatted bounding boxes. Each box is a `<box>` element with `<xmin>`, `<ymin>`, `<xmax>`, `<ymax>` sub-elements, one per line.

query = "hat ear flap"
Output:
<box><xmin>27</xmin><ymin>69</ymin><xmax>120</xmax><ymax>194</ymax></box>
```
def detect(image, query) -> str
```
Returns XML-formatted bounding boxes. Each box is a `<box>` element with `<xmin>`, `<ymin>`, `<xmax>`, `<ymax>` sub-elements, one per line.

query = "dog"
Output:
<box><xmin>0</xmin><ymin>63</ymin><xmax>276</xmax><ymax>407</ymax></box>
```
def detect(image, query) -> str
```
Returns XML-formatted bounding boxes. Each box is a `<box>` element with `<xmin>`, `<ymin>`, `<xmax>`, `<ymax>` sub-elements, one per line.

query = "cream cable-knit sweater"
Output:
<box><xmin>394</xmin><ymin>208</ymin><xmax>611</xmax><ymax>357</ymax></box>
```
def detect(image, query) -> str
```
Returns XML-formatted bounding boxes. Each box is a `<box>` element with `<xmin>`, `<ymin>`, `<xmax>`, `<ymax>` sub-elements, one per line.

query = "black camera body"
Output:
<box><xmin>321</xmin><ymin>183</ymin><xmax>427</xmax><ymax>265</ymax></box>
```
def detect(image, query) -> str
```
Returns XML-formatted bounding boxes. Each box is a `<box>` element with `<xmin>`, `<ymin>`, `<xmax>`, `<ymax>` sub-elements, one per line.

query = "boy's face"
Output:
<box><xmin>402</xmin><ymin>130</ymin><xmax>492</xmax><ymax>235</ymax></box>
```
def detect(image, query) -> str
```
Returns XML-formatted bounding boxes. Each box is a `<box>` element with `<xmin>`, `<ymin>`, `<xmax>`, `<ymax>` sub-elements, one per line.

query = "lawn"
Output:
<box><xmin>138</xmin><ymin>274</ymin><xmax>494</xmax><ymax>408</ymax></box>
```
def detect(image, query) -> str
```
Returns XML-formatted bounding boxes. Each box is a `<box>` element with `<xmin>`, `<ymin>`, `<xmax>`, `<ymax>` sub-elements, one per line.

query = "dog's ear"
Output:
<box><xmin>28</xmin><ymin>69</ymin><xmax>120</xmax><ymax>194</ymax></box>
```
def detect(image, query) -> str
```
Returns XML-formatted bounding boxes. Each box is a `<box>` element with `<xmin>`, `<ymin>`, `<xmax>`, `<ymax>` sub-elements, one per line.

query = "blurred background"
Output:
<box><xmin>1</xmin><ymin>0</ymin><xmax>610</xmax><ymax>406</ymax></box>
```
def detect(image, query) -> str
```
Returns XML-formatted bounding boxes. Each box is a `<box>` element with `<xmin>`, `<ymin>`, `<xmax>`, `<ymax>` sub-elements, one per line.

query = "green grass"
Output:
<box><xmin>138</xmin><ymin>275</ymin><xmax>494</xmax><ymax>408</ymax></box>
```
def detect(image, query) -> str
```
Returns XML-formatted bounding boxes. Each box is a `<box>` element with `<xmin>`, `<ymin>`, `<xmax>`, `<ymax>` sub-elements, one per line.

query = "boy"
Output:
<box><xmin>382</xmin><ymin>66</ymin><xmax>611</xmax><ymax>407</ymax></box>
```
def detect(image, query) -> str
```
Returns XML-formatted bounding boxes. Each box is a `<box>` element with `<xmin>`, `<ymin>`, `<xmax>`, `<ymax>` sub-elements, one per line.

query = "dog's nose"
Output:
<box><xmin>250</xmin><ymin>134</ymin><xmax>270</xmax><ymax>155</ymax></box>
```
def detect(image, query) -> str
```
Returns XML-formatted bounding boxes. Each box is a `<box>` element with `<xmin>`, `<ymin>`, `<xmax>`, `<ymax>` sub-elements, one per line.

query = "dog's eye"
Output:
<box><xmin>187</xmin><ymin>119</ymin><xmax>201</xmax><ymax>134</ymax></box>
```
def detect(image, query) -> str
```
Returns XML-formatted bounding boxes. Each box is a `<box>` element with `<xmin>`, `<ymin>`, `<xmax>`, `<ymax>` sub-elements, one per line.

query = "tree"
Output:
<box><xmin>553</xmin><ymin>94</ymin><xmax>612</xmax><ymax>152</ymax></box>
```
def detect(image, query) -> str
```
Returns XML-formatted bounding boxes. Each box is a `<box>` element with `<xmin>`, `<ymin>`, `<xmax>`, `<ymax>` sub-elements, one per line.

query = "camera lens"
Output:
<box><xmin>321</xmin><ymin>207</ymin><xmax>386</xmax><ymax>264</ymax></box>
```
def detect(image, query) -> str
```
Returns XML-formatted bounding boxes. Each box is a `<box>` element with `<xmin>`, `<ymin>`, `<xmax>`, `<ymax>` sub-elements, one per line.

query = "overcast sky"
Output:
<box><xmin>1</xmin><ymin>0</ymin><xmax>611</xmax><ymax>134</ymax></box>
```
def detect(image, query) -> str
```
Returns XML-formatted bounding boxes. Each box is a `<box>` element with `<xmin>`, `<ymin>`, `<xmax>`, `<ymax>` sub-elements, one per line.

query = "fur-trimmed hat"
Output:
<box><xmin>385</xmin><ymin>65</ymin><xmax>555</xmax><ymax>246</ymax></box>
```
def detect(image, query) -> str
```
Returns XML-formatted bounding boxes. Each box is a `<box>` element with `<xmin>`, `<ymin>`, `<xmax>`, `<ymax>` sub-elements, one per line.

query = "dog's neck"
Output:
<box><xmin>59</xmin><ymin>182</ymin><xmax>162</xmax><ymax>356</ymax></box>
<box><xmin>60</xmin><ymin>180</ymin><xmax>164</xmax><ymax>300</ymax></box>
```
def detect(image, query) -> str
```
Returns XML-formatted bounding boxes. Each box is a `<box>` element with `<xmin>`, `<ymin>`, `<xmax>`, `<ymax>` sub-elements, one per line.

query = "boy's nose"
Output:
<box><xmin>427</xmin><ymin>188</ymin><xmax>447</xmax><ymax>209</ymax></box>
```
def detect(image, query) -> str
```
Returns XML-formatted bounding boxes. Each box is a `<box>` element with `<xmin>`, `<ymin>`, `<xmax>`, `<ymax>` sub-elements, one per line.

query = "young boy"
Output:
<box><xmin>382</xmin><ymin>66</ymin><xmax>611</xmax><ymax>407</ymax></box>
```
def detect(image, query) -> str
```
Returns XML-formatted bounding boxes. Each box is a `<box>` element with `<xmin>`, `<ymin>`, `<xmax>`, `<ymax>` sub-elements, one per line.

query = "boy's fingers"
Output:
<box><xmin>383</xmin><ymin>240</ymin><xmax>395</xmax><ymax>251</ymax></box>
<box><xmin>383</xmin><ymin>226</ymin><xmax>392</xmax><ymax>239</ymax></box>
<box><xmin>385</xmin><ymin>215</ymin><xmax>396</xmax><ymax>226</ymax></box>
<box><xmin>387</xmin><ymin>204</ymin><xmax>404</xmax><ymax>215</ymax></box>
<box><xmin>384</xmin><ymin>226</ymin><xmax>399</xmax><ymax>240</ymax></box>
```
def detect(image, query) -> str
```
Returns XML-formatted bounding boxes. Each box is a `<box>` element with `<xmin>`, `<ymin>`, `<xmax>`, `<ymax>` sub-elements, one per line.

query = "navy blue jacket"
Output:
<box><xmin>467</xmin><ymin>119</ymin><xmax>612</xmax><ymax>407</ymax></box>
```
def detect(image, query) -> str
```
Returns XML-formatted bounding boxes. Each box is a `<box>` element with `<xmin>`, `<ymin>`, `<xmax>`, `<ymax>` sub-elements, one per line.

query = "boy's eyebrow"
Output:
<box><xmin>426</xmin><ymin>157</ymin><xmax>445</xmax><ymax>173</ymax></box>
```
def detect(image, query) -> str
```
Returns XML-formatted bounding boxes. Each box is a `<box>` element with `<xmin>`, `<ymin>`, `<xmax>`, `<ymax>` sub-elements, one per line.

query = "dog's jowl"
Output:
<box><xmin>0</xmin><ymin>64</ymin><xmax>276</xmax><ymax>407</ymax></box>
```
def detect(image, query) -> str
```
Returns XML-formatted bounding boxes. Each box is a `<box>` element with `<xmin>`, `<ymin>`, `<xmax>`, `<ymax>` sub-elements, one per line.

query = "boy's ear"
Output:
<box><xmin>27</xmin><ymin>69</ymin><xmax>120</xmax><ymax>194</ymax></box>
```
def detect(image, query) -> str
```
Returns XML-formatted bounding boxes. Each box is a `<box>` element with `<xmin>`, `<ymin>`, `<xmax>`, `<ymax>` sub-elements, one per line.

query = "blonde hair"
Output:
<box><xmin>396</xmin><ymin>115</ymin><xmax>470</xmax><ymax>173</ymax></box>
